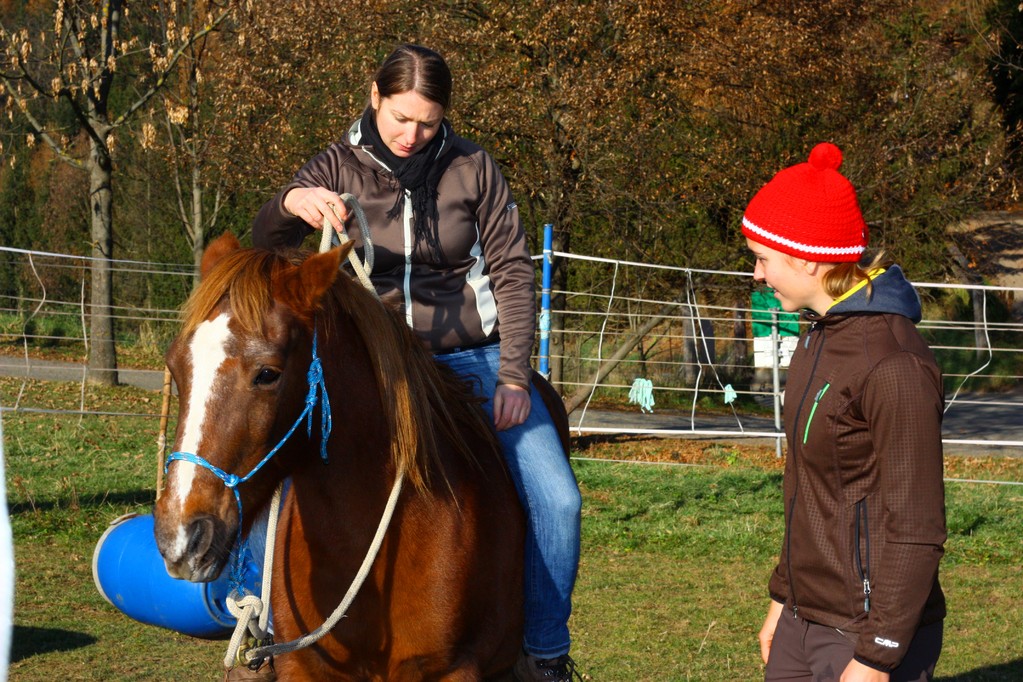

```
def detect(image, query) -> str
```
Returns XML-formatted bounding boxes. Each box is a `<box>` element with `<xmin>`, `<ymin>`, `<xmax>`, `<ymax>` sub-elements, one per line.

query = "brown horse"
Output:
<box><xmin>153</xmin><ymin>234</ymin><xmax>527</xmax><ymax>680</ymax></box>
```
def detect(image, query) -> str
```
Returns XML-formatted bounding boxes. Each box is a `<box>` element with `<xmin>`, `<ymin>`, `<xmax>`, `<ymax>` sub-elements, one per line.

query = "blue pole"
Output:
<box><xmin>539</xmin><ymin>224</ymin><xmax>553</xmax><ymax>378</ymax></box>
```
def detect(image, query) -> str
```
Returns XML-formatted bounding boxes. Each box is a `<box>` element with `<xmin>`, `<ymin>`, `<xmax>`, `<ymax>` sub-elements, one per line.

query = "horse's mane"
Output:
<box><xmin>181</xmin><ymin>246</ymin><xmax>498</xmax><ymax>493</ymax></box>
<box><xmin>181</xmin><ymin>248</ymin><xmax>280</xmax><ymax>337</ymax></box>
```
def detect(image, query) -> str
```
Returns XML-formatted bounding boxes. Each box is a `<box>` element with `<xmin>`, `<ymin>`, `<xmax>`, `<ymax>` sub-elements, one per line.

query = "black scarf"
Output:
<box><xmin>359</xmin><ymin>106</ymin><xmax>451</xmax><ymax>257</ymax></box>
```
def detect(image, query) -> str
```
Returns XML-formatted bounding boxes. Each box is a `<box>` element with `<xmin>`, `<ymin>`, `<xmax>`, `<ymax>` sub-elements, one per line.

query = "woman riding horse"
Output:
<box><xmin>252</xmin><ymin>44</ymin><xmax>582</xmax><ymax>682</ymax></box>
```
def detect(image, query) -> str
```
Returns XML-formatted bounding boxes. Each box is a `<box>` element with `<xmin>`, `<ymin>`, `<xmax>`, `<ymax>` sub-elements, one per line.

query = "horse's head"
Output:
<box><xmin>153</xmin><ymin>234</ymin><xmax>348</xmax><ymax>582</ymax></box>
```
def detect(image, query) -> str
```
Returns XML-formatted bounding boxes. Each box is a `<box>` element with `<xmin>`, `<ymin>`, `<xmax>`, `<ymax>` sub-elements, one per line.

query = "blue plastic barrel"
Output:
<box><xmin>92</xmin><ymin>512</ymin><xmax>262</xmax><ymax>639</ymax></box>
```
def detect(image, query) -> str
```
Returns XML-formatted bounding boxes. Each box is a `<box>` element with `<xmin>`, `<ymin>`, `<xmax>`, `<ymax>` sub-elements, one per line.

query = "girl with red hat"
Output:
<box><xmin>744</xmin><ymin>143</ymin><xmax>946</xmax><ymax>682</ymax></box>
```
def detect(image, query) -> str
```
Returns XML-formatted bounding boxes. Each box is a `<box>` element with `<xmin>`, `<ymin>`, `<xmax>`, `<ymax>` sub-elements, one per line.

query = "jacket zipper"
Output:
<box><xmin>786</xmin><ymin>321</ymin><xmax>825</xmax><ymax>619</ymax></box>
<box><xmin>802</xmin><ymin>383</ymin><xmax>831</xmax><ymax>444</ymax></box>
<box><xmin>854</xmin><ymin>499</ymin><xmax>872</xmax><ymax>613</ymax></box>
<box><xmin>401</xmin><ymin>191</ymin><xmax>415</xmax><ymax>328</ymax></box>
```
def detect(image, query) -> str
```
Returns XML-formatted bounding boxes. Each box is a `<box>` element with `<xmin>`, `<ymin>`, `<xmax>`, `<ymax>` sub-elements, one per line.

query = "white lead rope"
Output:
<box><xmin>319</xmin><ymin>193</ymin><xmax>376</xmax><ymax>296</ymax></box>
<box><xmin>245</xmin><ymin>470</ymin><xmax>405</xmax><ymax>664</ymax></box>
<box><xmin>223</xmin><ymin>483</ymin><xmax>282</xmax><ymax>668</ymax></box>
<box><xmin>223</xmin><ymin>193</ymin><xmax>403</xmax><ymax>671</ymax></box>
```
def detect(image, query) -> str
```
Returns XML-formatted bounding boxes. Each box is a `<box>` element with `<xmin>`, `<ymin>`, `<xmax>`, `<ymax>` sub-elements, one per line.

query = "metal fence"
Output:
<box><xmin>535</xmin><ymin>242</ymin><xmax>1023</xmax><ymax>459</ymax></box>
<box><xmin>2</xmin><ymin>242</ymin><xmax>1023</xmax><ymax>459</ymax></box>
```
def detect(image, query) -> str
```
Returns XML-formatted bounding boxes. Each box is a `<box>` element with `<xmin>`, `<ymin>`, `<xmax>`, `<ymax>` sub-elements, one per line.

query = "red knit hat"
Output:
<box><xmin>741</xmin><ymin>142</ymin><xmax>868</xmax><ymax>262</ymax></box>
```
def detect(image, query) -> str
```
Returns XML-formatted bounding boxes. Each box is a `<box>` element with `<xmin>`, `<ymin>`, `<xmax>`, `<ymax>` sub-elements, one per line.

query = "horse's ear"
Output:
<box><xmin>200</xmin><ymin>233</ymin><xmax>242</xmax><ymax>279</ymax></box>
<box><xmin>277</xmin><ymin>243</ymin><xmax>353</xmax><ymax>317</ymax></box>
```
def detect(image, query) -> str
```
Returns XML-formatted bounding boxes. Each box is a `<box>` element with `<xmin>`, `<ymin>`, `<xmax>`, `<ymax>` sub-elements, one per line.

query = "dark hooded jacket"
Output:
<box><xmin>769</xmin><ymin>265</ymin><xmax>946</xmax><ymax>672</ymax></box>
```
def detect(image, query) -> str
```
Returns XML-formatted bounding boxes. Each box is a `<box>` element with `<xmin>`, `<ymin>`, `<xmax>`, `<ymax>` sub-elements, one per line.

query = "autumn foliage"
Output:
<box><xmin>2</xmin><ymin>0</ymin><xmax>1021</xmax><ymax>295</ymax></box>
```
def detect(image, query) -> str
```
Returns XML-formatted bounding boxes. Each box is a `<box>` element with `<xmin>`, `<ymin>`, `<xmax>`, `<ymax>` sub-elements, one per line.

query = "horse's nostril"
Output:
<box><xmin>186</xmin><ymin>516</ymin><xmax>216</xmax><ymax>559</ymax></box>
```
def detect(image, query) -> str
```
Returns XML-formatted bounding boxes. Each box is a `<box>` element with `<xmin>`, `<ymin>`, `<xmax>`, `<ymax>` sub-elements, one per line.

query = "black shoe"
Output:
<box><xmin>513</xmin><ymin>651</ymin><xmax>582</xmax><ymax>681</ymax></box>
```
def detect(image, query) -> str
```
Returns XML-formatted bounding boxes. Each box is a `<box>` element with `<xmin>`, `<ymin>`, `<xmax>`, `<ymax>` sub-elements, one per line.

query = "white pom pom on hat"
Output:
<box><xmin>742</xmin><ymin>142</ymin><xmax>868</xmax><ymax>262</ymax></box>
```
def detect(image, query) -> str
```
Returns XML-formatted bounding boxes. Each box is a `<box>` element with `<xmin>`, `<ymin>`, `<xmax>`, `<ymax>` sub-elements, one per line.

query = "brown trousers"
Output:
<box><xmin>765</xmin><ymin>612</ymin><xmax>942</xmax><ymax>682</ymax></box>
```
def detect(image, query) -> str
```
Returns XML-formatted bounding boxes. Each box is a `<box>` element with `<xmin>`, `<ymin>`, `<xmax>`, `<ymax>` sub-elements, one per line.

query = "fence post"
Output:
<box><xmin>539</xmin><ymin>223</ymin><xmax>554</xmax><ymax>379</ymax></box>
<box><xmin>771</xmin><ymin>310</ymin><xmax>783</xmax><ymax>458</ymax></box>
<box><xmin>155</xmin><ymin>367</ymin><xmax>173</xmax><ymax>500</ymax></box>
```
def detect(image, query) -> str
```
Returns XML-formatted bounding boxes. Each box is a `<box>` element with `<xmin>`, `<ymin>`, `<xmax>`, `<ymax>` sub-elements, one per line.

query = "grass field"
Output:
<box><xmin>2</xmin><ymin>376</ymin><xmax>1023</xmax><ymax>681</ymax></box>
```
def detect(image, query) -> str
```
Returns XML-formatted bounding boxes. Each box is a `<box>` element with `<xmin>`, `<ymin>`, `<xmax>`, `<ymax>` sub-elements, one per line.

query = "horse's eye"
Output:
<box><xmin>254</xmin><ymin>367</ymin><xmax>281</xmax><ymax>386</ymax></box>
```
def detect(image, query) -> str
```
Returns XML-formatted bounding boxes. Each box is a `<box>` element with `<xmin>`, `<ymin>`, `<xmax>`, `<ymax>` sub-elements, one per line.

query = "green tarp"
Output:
<box><xmin>751</xmin><ymin>288</ymin><xmax>800</xmax><ymax>337</ymax></box>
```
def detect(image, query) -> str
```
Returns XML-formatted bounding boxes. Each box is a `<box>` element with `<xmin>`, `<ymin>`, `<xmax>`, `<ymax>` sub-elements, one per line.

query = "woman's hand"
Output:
<box><xmin>283</xmin><ymin>187</ymin><xmax>349</xmax><ymax>231</ymax></box>
<box><xmin>840</xmin><ymin>659</ymin><xmax>890</xmax><ymax>682</ymax></box>
<box><xmin>492</xmin><ymin>384</ymin><xmax>530</xmax><ymax>431</ymax></box>
<box><xmin>759</xmin><ymin>600</ymin><xmax>784</xmax><ymax>664</ymax></box>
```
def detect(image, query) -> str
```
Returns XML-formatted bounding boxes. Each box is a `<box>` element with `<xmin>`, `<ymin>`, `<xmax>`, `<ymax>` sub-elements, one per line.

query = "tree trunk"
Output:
<box><xmin>87</xmin><ymin>134</ymin><xmax>118</xmax><ymax>386</ymax></box>
<box><xmin>681</xmin><ymin>305</ymin><xmax>700</xmax><ymax>386</ymax></box>
<box><xmin>191</xmin><ymin>164</ymin><xmax>205</xmax><ymax>290</ymax></box>
<box><xmin>730</xmin><ymin>300</ymin><xmax>749</xmax><ymax>386</ymax></box>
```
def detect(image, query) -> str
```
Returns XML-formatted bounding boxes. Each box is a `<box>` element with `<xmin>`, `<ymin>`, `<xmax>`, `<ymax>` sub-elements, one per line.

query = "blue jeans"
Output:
<box><xmin>435</xmin><ymin>343</ymin><xmax>581</xmax><ymax>658</ymax></box>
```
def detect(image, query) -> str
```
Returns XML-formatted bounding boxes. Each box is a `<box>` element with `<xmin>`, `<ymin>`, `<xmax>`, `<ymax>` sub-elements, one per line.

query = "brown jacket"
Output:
<box><xmin>252</xmin><ymin>119</ymin><xmax>536</xmax><ymax>389</ymax></box>
<box><xmin>769</xmin><ymin>266</ymin><xmax>946</xmax><ymax>672</ymax></box>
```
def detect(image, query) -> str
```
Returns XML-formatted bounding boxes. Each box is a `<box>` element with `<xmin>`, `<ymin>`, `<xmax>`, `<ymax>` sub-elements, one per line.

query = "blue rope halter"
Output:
<box><xmin>165</xmin><ymin>330</ymin><xmax>332</xmax><ymax>586</ymax></box>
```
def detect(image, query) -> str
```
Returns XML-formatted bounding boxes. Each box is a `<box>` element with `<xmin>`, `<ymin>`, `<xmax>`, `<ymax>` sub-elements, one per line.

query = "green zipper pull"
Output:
<box><xmin>802</xmin><ymin>383</ymin><xmax>831</xmax><ymax>444</ymax></box>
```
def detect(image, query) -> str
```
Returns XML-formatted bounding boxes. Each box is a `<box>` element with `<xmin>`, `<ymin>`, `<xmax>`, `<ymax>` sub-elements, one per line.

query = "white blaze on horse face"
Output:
<box><xmin>167</xmin><ymin>314</ymin><xmax>233</xmax><ymax>550</ymax></box>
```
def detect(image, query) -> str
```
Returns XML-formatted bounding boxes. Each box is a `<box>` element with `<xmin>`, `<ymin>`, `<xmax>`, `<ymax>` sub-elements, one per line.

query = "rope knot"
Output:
<box><xmin>305</xmin><ymin>358</ymin><xmax>324</xmax><ymax>407</ymax></box>
<box><xmin>226</xmin><ymin>593</ymin><xmax>264</xmax><ymax>620</ymax></box>
<box><xmin>303</xmin><ymin>332</ymin><xmax>332</xmax><ymax>463</ymax></box>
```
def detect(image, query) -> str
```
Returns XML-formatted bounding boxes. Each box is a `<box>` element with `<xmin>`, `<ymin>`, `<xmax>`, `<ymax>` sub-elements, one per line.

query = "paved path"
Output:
<box><xmin>570</xmin><ymin>391</ymin><xmax>1023</xmax><ymax>457</ymax></box>
<box><xmin>0</xmin><ymin>357</ymin><xmax>166</xmax><ymax>391</ymax></box>
<box><xmin>3</xmin><ymin>356</ymin><xmax>1019</xmax><ymax>457</ymax></box>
